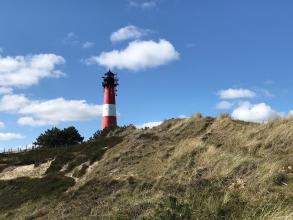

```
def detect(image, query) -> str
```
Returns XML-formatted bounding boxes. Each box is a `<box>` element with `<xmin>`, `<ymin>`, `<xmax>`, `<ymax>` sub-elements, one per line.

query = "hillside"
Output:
<box><xmin>0</xmin><ymin>114</ymin><xmax>292</xmax><ymax>220</ymax></box>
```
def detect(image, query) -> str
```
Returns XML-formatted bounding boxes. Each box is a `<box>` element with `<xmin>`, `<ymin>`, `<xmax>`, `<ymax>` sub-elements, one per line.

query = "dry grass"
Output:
<box><xmin>0</xmin><ymin>116</ymin><xmax>292</xmax><ymax>219</ymax></box>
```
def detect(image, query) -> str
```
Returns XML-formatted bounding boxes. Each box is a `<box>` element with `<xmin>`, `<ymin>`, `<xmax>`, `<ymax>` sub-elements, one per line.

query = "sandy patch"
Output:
<box><xmin>0</xmin><ymin>160</ymin><xmax>52</xmax><ymax>180</ymax></box>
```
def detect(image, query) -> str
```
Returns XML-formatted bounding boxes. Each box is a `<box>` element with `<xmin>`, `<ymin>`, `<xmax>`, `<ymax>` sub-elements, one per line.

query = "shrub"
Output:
<box><xmin>151</xmin><ymin>196</ymin><xmax>192</xmax><ymax>220</ymax></box>
<box><xmin>192</xmin><ymin>113</ymin><xmax>203</xmax><ymax>120</ymax></box>
<box><xmin>34</xmin><ymin>126</ymin><xmax>84</xmax><ymax>148</ymax></box>
<box><xmin>273</xmin><ymin>173</ymin><xmax>288</xmax><ymax>185</ymax></box>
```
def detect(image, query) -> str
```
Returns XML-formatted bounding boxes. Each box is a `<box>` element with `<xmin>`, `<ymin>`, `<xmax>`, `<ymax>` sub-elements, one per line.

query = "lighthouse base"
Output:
<box><xmin>102</xmin><ymin>116</ymin><xmax>117</xmax><ymax>130</ymax></box>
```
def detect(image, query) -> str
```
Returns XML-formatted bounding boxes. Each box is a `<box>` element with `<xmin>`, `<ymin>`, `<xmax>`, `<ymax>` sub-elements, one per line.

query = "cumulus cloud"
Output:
<box><xmin>136</xmin><ymin>121</ymin><xmax>162</xmax><ymax>128</ymax></box>
<box><xmin>216</xmin><ymin>101</ymin><xmax>234</xmax><ymax>110</ymax></box>
<box><xmin>110</xmin><ymin>25</ymin><xmax>149</xmax><ymax>42</ymax></box>
<box><xmin>0</xmin><ymin>94</ymin><xmax>102</xmax><ymax>127</ymax></box>
<box><xmin>0</xmin><ymin>94</ymin><xmax>29</xmax><ymax>112</ymax></box>
<box><xmin>18</xmin><ymin>98</ymin><xmax>102</xmax><ymax>126</ymax></box>
<box><xmin>136</xmin><ymin>114</ymin><xmax>189</xmax><ymax>129</ymax></box>
<box><xmin>288</xmin><ymin>111</ymin><xmax>293</xmax><ymax>117</ymax></box>
<box><xmin>129</xmin><ymin>1</ymin><xmax>157</xmax><ymax>9</ymax></box>
<box><xmin>0</xmin><ymin>54</ymin><xmax>65</xmax><ymax>88</ymax></box>
<box><xmin>89</xmin><ymin>39</ymin><xmax>179</xmax><ymax>71</ymax></box>
<box><xmin>0</xmin><ymin>121</ymin><xmax>4</xmax><ymax>128</ymax></box>
<box><xmin>217</xmin><ymin>88</ymin><xmax>256</xmax><ymax>99</ymax></box>
<box><xmin>231</xmin><ymin>102</ymin><xmax>281</xmax><ymax>123</ymax></box>
<box><xmin>0</xmin><ymin>132</ymin><xmax>25</xmax><ymax>141</ymax></box>
<box><xmin>0</xmin><ymin>87</ymin><xmax>12</xmax><ymax>95</ymax></box>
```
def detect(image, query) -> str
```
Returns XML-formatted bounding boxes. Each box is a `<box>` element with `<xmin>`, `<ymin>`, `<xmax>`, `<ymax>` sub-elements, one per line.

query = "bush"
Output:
<box><xmin>273</xmin><ymin>173</ymin><xmax>288</xmax><ymax>185</ymax></box>
<box><xmin>89</xmin><ymin>125</ymin><xmax>136</xmax><ymax>141</ymax></box>
<box><xmin>34</xmin><ymin>126</ymin><xmax>84</xmax><ymax>148</ymax></box>
<box><xmin>151</xmin><ymin>196</ymin><xmax>192</xmax><ymax>220</ymax></box>
<box><xmin>192</xmin><ymin>113</ymin><xmax>203</xmax><ymax>120</ymax></box>
<box><xmin>63</xmin><ymin>127</ymin><xmax>84</xmax><ymax>145</ymax></box>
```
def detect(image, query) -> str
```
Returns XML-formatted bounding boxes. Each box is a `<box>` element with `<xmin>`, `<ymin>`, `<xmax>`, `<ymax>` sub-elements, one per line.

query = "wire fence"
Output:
<box><xmin>0</xmin><ymin>144</ymin><xmax>40</xmax><ymax>155</ymax></box>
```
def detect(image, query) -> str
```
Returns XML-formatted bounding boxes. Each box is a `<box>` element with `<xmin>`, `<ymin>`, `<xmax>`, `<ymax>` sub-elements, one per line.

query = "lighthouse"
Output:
<box><xmin>102</xmin><ymin>70</ymin><xmax>118</xmax><ymax>129</ymax></box>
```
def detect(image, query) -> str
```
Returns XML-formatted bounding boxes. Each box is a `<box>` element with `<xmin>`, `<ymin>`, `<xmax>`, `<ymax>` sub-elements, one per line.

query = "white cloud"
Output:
<box><xmin>89</xmin><ymin>39</ymin><xmax>179</xmax><ymax>71</ymax></box>
<box><xmin>136</xmin><ymin>121</ymin><xmax>162</xmax><ymax>128</ymax></box>
<box><xmin>141</xmin><ymin>1</ymin><xmax>156</xmax><ymax>8</ymax></box>
<box><xmin>0</xmin><ymin>94</ymin><xmax>29</xmax><ymax>112</ymax></box>
<box><xmin>0</xmin><ymin>87</ymin><xmax>12</xmax><ymax>95</ymax></box>
<box><xmin>136</xmin><ymin>115</ymin><xmax>188</xmax><ymax>129</ymax></box>
<box><xmin>18</xmin><ymin>98</ymin><xmax>102</xmax><ymax>126</ymax></box>
<box><xmin>0</xmin><ymin>121</ymin><xmax>4</xmax><ymax>128</ymax></box>
<box><xmin>288</xmin><ymin>111</ymin><xmax>293</xmax><ymax>117</ymax></box>
<box><xmin>17</xmin><ymin>117</ymin><xmax>46</xmax><ymax>127</ymax></box>
<box><xmin>129</xmin><ymin>1</ymin><xmax>157</xmax><ymax>9</ymax></box>
<box><xmin>0</xmin><ymin>54</ymin><xmax>65</xmax><ymax>88</ymax></box>
<box><xmin>216</xmin><ymin>101</ymin><xmax>234</xmax><ymax>110</ymax></box>
<box><xmin>178</xmin><ymin>115</ymin><xmax>189</xmax><ymax>119</ymax></box>
<box><xmin>0</xmin><ymin>94</ymin><xmax>102</xmax><ymax>127</ymax></box>
<box><xmin>82</xmin><ymin>41</ymin><xmax>95</xmax><ymax>48</ymax></box>
<box><xmin>0</xmin><ymin>132</ymin><xmax>25</xmax><ymax>141</ymax></box>
<box><xmin>110</xmin><ymin>25</ymin><xmax>149</xmax><ymax>42</ymax></box>
<box><xmin>231</xmin><ymin>102</ymin><xmax>281</xmax><ymax>123</ymax></box>
<box><xmin>217</xmin><ymin>88</ymin><xmax>256</xmax><ymax>99</ymax></box>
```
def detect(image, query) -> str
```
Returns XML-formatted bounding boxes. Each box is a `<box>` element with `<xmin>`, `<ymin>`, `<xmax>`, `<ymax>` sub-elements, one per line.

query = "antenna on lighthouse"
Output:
<box><xmin>101</xmin><ymin>70</ymin><xmax>118</xmax><ymax>129</ymax></box>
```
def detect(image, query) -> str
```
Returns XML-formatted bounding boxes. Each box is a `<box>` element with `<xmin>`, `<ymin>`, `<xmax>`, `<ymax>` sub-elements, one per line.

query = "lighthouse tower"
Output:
<box><xmin>102</xmin><ymin>70</ymin><xmax>118</xmax><ymax>129</ymax></box>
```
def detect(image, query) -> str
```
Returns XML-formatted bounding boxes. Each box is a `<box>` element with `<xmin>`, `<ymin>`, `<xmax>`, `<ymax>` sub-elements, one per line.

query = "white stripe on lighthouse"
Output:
<box><xmin>102</xmin><ymin>104</ymin><xmax>116</xmax><ymax>117</ymax></box>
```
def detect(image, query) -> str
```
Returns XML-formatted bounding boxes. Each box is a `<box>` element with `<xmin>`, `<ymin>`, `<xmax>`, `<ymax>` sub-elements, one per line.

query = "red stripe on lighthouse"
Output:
<box><xmin>102</xmin><ymin>116</ymin><xmax>117</xmax><ymax>129</ymax></box>
<box><xmin>103</xmin><ymin>87</ymin><xmax>116</xmax><ymax>104</ymax></box>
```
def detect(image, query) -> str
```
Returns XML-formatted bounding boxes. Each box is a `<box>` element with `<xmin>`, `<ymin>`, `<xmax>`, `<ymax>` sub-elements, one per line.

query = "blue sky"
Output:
<box><xmin>0</xmin><ymin>0</ymin><xmax>293</xmax><ymax>150</ymax></box>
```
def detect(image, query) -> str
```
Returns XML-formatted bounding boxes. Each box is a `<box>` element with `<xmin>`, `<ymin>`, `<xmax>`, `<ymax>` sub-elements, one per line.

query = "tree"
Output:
<box><xmin>62</xmin><ymin>126</ymin><xmax>84</xmax><ymax>145</ymax></box>
<box><xmin>34</xmin><ymin>126</ymin><xmax>84</xmax><ymax>148</ymax></box>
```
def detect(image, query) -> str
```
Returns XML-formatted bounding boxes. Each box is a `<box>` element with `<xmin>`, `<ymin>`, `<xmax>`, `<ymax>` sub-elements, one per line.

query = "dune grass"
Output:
<box><xmin>0</xmin><ymin>117</ymin><xmax>292</xmax><ymax>219</ymax></box>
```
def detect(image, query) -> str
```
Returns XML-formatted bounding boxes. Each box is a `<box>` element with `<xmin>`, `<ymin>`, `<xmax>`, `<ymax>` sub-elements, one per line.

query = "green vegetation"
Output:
<box><xmin>0</xmin><ymin>117</ymin><xmax>292</xmax><ymax>219</ymax></box>
<box><xmin>150</xmin><ymin>196</ymin><xmax>192</xmax><ymax>220</ymax></box>
<box><xmin>34</xmin><ymin>126</ymin><xmax>84</xmax><ymax>148</ymax></box>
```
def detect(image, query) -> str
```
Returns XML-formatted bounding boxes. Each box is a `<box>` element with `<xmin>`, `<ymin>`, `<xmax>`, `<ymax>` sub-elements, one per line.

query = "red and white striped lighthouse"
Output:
<box><xmin>101</xmin><ymin>70</ymin><xmax>118</xmax><ymax>129</ymax></box>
